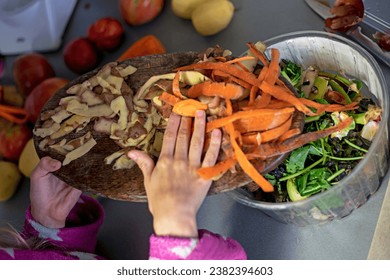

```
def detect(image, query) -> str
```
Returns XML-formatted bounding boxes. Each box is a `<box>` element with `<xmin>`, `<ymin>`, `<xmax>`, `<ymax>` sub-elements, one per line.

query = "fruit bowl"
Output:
<box><xmin>229</xmin><ymin>30</ymin><xmax>389</xmax><ymax>226</ymax></box>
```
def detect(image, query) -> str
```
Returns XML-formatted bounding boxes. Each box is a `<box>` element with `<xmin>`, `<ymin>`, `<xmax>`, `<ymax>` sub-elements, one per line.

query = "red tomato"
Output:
<box><xmin>24</xmin><ymin>77</ymin><xmax>69</xmax><ymax>123</ymax></box>
<box><xmin>12</xmin><ymin>53</ymin><xmax>55</xmax><ymax>96</ymax></box>
<box><xmin>0</xmin><ymin>119</ymin><xmax>32</xmax><ymax>162</ymax></box>
<box><xmin>119</xmin><ymin>0</ymin><xmax>165</xmax><ymax>26</ymax></box>
<box><xmin>63</xmin><ymin>37</ymin><xmax>100</xmax><ymax>74</ymax></box>
<box><xmin>88</xmin><ymin>17</ymin><xmax>124</xmax><ymax>51</ymax></box>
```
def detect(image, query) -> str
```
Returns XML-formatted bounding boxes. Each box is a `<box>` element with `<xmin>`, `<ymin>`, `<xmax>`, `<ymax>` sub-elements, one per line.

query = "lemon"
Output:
<box><xmin>18</xmin><ymin>138</ymin><xmax>40</xmax><ymax>178</ymax></box>
<box><xmin>0</xmin><ymin>161</ymin><xmax>22</xmax><ymax>202</ymax></box>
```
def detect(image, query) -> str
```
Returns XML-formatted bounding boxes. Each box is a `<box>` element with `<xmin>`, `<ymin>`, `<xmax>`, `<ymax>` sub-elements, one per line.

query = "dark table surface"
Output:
<box><xmin>1</xmin><ymin>0</ymin><xmax>390</xmax><ymax>260</ymax></box>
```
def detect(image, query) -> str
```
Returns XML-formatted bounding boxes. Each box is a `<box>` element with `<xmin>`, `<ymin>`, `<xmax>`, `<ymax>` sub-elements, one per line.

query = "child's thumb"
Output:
<box><xmin>127</xmin><ymin>150</ymin><xmax>154</xmax><ymax>180</ymax></box>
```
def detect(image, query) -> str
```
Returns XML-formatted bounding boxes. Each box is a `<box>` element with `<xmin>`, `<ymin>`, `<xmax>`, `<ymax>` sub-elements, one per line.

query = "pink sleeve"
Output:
<box><xmin>149</xmin><ymin>229</ymin><xmax>247</xmax><ymax>260</ymax></box>
<box><xmin>22</xmin><ymin>194</ymin><xmax>104</xmax><ymax>253</ymax></box>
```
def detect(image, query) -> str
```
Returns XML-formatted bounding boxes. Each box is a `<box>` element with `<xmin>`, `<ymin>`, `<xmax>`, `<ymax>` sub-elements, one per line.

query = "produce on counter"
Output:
<box><xmin>119</xmin><ymin>0</ymin><xmax>165</xmax><ymax>26</ymax></box>
<box><xmin>171</xmin><ymin>0</ymin><xmax>208</xmax><ymax>19</ymax></box>
<box><xmin>12</xmin><ymin>53</ymin><xmax>55</xmax><ymax>96</ymax></box>
<box><xmin>0</xmin><ymin>85</ymin><xmax>24</xmax><ymax>107</ymax></box>
<box><xmin>87</xmin><ymin>17</ymin><xmax>124</xmax><ymax>51</ymax></box>
<box><xmin>0</xmin><ymin>103</ymin><xmax>27</xmax><ymax>124</ymax></box>
<box><xmin>63</xmin><ymin>37</ymin><xmax>100</xmax><ymax>74</ymax></box>
<box><xmin>171</xmin><ymin>0</ymin><xmax>235</xmax><ymax>36</ymax></box>
<box><xmin>18</xmin><ymin>138</ymin><xmax>40</xmax><ymax>178</ymax></box>
<box><xmin>0</xmin><ymin>161</ymin><xmax>22</xmax><ymax>202</ymax></box>
<box><xmin>117</xmin><ymin>35</ymin><xmax>166</xmax><ymax>61</ymax></box>
<box><xmin>0</xmin><ymin>119</ymin><xmax>32</xmax><ymax>162</ymax></box>
<box><xmin>24</xmin><ymin>77</ymin><xmax>69</xmax><ymax>123</ymax></box>
<box><xmin>191</xmin><ymin>0</ymin><xmax>235</xmax><ymax>36</ymax></box>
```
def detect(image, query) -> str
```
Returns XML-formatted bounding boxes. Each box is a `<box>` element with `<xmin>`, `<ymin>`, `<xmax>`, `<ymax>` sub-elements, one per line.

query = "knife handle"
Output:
<box><xmin>348</xmin><ymin>27</ymin><xmax>390</xmax><ymax>68</ymax></box>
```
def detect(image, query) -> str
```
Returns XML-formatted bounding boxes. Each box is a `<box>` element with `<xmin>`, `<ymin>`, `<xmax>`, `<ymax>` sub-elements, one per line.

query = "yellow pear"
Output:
<box><xmin>171</xmin><ymin>0</ymin><xmax>209</xmax><ymax>19</ymax></box>
<box><xmin>0</xmin><ymin>161</ymin><xmax>22</xmax><ymax>202</ymax></box>
<box><xmin>191</xmin><ymin>0</ymin><xmax>234</xmax><ymax>36</ymax></box>
<box><xmin>18</xmin><ymin>138</ymin><xmax>40</xmax><ymax>178</ymax></box>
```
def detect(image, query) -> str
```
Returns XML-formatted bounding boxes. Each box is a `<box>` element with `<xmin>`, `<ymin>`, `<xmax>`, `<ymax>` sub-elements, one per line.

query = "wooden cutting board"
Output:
<box><xmin>33</xmin><ymin>52</ymin><xmax>302</xmax><ymax>202</ymax></box>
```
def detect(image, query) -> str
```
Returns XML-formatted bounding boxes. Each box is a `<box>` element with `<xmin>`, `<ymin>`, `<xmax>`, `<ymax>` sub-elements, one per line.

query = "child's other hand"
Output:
<box><xmin>30</xmin><ymin>156</ymin><xmax>82</xmax><ymax>228</ymax></box>
<box><xmin>128</xmin><ymin>110</ymin><xmax>222</xmax><ymax>238</ymax></box>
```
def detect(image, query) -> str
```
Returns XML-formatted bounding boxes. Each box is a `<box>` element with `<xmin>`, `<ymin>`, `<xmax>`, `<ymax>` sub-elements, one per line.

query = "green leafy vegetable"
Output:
<box><xmin>280</xmin><ymin>59</ymin><xmax>301</xmax><ymax>88</ymax></box>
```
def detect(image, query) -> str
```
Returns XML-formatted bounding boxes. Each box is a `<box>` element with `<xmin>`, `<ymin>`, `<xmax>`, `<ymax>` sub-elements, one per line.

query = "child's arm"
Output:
<box><xmin>149</xmin><ymin>229</ymin><xmax>247</xmax><ymax>260</ymax></box>
<box><xmin>23</xmin><ymin>157</ymin><xmax>104</xmax><ymax>253</ymax></box>
<box><xmin>129</xmin><ymin>111</ymin><xmax>247</xmax><ymax>260</ymax></box>
<box><xmin>23</xmin><ymin>194</ymin><xmax>104</xmax><ymax>253</ymax></box>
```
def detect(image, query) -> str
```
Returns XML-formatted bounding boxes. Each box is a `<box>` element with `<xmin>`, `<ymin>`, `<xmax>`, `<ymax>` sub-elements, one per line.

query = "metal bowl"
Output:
<box><xmin>229</xmin><ymin>30</ymin><xmax>389</xmax><ymax>226</ymax></box>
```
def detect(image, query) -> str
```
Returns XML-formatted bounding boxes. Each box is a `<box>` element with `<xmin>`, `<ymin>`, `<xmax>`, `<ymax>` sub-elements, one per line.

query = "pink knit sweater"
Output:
<box><xmin>0</xmin><ymin>195</ymin><xmax>246</xmax><ymax>260</ymax></box>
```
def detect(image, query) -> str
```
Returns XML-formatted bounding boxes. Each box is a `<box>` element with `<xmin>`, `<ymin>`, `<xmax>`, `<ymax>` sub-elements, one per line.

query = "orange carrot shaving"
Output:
<box><xmin>172</xmin><ymin>71</ymin><xmax>186</xmax><ymax>99</ymax></box>
<box><xmin>172</xmin><ymin>99</ymin><xmax>208</xmax><ymax>117</ymax></box>
<box><xmin>225</xmin><ymin>56</ymin><xmax>257</xmax><ymax>65</ymax></box>
<box><xmin>225</xmin><ymin>98</ymin><xmax>233</xmax><ymax>116</ymax></box>
<box><xmin>226</xmin><ymin>122</ymin><xmax>274</xmax><ymax>192</ymax></box>
<box><xmin>197</xmin><ymin>157</ymin><xmax>237</xmax><ymax>180</ymax></box>
<box><xmin>242</xmin><ymin>116</ymin><xmax>293</xmax><ymax>145</ymax></box>
<box><xmin>0</xmin><ymin>104</ymin><xmax>28</xmax><ymax>124</ymax></box>
<box><xmin>259</xmin><ymin>115</ymin><xmax>292</xmax><ymax>142</ymax></box>
<box><xmin>206</xmin><ymin>107</ymin><xmax>295</xmax><ymax>133</ymax></box>
<box><xmin>277</xmin><ymin>128</ymin><xmax>302</xmax><ymax>142</ymax></box>
<box><xmin>247</xmin><ymin>117</ymin><xmax>354</xmax><ymax>158</ymax></box>
<box><xmin>246</xmin><ymin>42</ymin><xmax>269</xmax><ymax>67</ymax></box>
<box><xmin>264</xmin><ymin>48</ymin><xmax>280</xmax><ymax>85</ymax></box>
<box><xmin>249</xmin><ymin>65</ymin><xmax>268</xmax><ymax>105</ymax></box>
<box><xmin>253</xmin><ymin>93</ymin><xmax>272</xmax><ymax>109</ymax></box>
<box><xmin>159</xmin><ymin>91</ymin><xmax>181</xmax><ymax>106</ymax></box>
<box><xmin>214</xmin><ymin>56</ymin><xmax>227</xmax><ymax>62</ymax></box>
<box><xmin>242</xmin><ymin>132</ymin><xmax>262</xmax><ymax>146</ymax></box>
<box><xmin>188</xmin><ymin>81</ymin><xmax>245</xmax><ymax>100</ymax></box>
<box><xmin>260</xmin><ymin>81</ymin><xmax>315</xmax><ymax>116</ymax></box>
<box><xmin>212</xmin><ymin>70</ymin><xmax>252</xmax><ymax>89</ymax></box>
<box><xmin>299</xmin><ymin>98</ymin><xmax>359</xmax><ymax>115</ymax></box>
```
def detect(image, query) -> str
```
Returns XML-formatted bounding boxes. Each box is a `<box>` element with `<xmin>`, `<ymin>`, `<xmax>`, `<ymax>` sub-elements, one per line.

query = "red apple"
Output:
<box><xmin>0</xmin><ymin>85</ymin><xmax>3</xmax><ymax>103</ymax></box>
<box><xmin>13</xmin><ymin>53</ymin><xmax>55</xmax><ymax>96</ymax></box>
<box><xmin>119</xmin><ymin>0</ymin><xmax>164</xmax><ymax>26</ymax></box>
<box><xmin>0</xmin><ymin>119</ymin><xmax>32</xmax><ymax>162</ymax></box>
<box><xmin>63</xmin><ymin>37</ymin><xmax>100</xmax><ymax>74</ymax></box>
<box><xmin>24</xmin><ymin>77</ymin><xmax>69</xmax><ymax>123</ymax></box>
<box><xmin>88</xmin><ymin>17</ymin><xmax>124</xmax><ymax>51</ymax></box>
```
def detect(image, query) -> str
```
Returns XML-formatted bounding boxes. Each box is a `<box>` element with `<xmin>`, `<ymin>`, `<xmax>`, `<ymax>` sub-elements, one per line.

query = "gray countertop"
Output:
<box><xmin>1</xmin><ymin>0</ymin><xmax>390</xmax><ymax>260</ymax></box>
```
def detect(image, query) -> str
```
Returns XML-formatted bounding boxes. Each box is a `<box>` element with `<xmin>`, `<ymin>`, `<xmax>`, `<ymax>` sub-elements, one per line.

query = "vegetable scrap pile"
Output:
<box><xmin>33</xmin><ymin>43</ymin><xmax>380</xmax><ymax>198</ymax></box>
<box><xmin>247</xmin><ymin>59</ymin><xmax>381</xmax><ymax>203</ymax></box>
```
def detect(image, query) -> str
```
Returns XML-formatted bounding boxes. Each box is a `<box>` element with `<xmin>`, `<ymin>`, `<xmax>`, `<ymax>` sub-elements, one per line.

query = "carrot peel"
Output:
<box><xmin>172</xmin><ymin>99</ymin><xmax>208</xmax><ymax>117</ymax></box>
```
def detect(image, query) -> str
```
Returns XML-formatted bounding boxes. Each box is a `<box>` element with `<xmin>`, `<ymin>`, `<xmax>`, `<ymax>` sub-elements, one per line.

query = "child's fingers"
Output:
<box><xmin>174</xmin><ymin>116</ymin><xmax>192</xmax><ymax>160</ymax></box>
<box><xmin>201</xmin><ymin>129</ymin><xmax>222</xmax><ymax>168</ymax></box>
<box><xmin>189</xmin><ymin>110</ymin><xmax>206</xmax><ymax>166</ymax></box>
<box><xmin>31</xmin><ymin>156</ymin><xmax>61</xmax><ymax>179</ymax></box>
<box><xmin>127</xmin><ymin>150</ymin><xmax>155</xmax><ymax>182</ymax></box>
<box><xmin>159</xmin><ymin>113</ymin><xmax>181</xmax><ymax>158</ymax></box>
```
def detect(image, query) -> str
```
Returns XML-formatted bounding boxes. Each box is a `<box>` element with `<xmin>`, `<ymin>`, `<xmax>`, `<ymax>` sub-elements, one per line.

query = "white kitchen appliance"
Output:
<box><xmin>0</xmin><ymin>0</ymin><xmax>77</xmax><ymax>55</ymax></box>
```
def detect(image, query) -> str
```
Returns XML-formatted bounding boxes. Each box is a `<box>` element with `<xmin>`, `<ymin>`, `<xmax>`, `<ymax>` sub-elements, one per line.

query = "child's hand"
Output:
<box><xmin>128</xmin><ymin>110</ymin><xmax>222</xmax><ymax>238</ymax></box>
<box><xmin>30</xmin><ymin>156</ymin><xmax>82</xmax><ymax>228</ymax></box>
